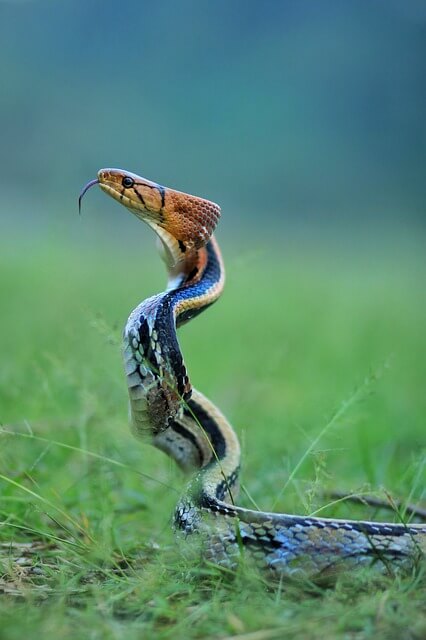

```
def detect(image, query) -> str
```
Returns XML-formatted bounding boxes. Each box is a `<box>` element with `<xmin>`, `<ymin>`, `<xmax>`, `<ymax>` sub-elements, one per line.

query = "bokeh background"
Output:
<box><xmin>1</xmin><ymin>3</ymin><xmax>426</xmax><ymax>634</ymax></box>
<box><xmin>1</xmin><ymin>0</ymin><xmax>426</xmax><ymax>248</ymax></box>
<box><xmin>2</xmin><ymin>0</ymin><xmax>426</xmax><ymax>480</ymax></box>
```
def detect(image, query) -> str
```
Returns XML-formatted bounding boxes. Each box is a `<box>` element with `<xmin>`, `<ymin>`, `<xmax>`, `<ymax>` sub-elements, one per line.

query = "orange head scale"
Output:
<box><xmin>79</xmin><ymin>168</ymin><xmax>221</xmax><ymax>265</ymax></box>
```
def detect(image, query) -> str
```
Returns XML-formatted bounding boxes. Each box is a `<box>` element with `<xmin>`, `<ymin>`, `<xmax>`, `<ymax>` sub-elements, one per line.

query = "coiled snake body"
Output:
<box><xmin>80</xmin><ymin>169</ymin><xmax>426</xmax><ymax>578</ymax></box>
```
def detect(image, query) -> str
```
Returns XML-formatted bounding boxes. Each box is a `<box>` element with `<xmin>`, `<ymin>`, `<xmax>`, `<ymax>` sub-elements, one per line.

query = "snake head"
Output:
<box><xmin>80</xmin><ymin>168</ymin><xmax>221</xmax><ymax>265</ymax></box>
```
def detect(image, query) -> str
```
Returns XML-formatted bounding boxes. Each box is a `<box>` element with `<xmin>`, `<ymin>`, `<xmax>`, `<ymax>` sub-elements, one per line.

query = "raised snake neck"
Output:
<box><xmin>80</xmin><ymin>168</ymin><xmax>426</xmax><ymax>578</ymax></box>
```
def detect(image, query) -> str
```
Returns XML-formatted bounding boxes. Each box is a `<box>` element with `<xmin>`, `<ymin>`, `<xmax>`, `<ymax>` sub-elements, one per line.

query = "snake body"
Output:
<box><xmin>80</xmin><ymin>169</ymin><xmax>426</xmax><ymax>578</ymax></box>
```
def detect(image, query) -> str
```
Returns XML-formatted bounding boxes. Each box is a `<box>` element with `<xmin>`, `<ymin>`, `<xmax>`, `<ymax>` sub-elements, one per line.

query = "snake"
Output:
<box><xmin>79</xmin><ymin>169</ymin><xmax>426</xmax><ymax>578</ymax></box>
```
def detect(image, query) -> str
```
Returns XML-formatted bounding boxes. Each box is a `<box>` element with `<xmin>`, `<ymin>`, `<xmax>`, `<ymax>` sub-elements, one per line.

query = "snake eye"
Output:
<box><xmin>122</xmin><ymin>176</ymin><xmax>134</xmax><ymax>189</ymax></box>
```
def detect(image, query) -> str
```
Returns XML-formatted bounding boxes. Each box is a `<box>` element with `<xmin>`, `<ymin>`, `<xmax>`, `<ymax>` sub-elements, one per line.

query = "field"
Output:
<box><xmin>0</xmin><ymin>233</ymin><xmax>425</xmax><ymax>639</ymax></box>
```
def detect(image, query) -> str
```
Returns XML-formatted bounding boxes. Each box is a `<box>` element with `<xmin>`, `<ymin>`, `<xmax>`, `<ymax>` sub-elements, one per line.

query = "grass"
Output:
<box><xmin>0</xmin><ymin>233</ymin><xmax>425</xmax><ymax>639</ymax></box>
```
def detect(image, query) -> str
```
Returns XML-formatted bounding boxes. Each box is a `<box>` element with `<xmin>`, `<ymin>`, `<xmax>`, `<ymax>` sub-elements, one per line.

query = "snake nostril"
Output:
<box><xmin>122</xmin><ymin>176</ymin><xmax>134</xmax><ymax>189</ymax></box>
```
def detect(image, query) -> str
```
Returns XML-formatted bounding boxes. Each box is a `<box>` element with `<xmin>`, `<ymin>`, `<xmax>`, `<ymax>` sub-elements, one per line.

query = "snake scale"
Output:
<box><xmin>80</xmin><ymin>169</ymin><xmax>426</xmax><ymax>578</ymax></box>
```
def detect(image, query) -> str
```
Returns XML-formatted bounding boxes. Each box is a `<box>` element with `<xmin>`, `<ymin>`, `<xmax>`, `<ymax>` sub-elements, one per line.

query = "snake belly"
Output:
<box><xmin>80</xmin><ymin>168</ymin><xmax>426</xmax><ymax>578</ymax></box>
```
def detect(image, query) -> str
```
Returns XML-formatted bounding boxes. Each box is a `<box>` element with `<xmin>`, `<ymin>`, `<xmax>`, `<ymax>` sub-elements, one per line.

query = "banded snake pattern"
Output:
<box><xmin>80</xmin><ymin>169</ymin><xmax>426</xmax><ymax>578</ymax></box>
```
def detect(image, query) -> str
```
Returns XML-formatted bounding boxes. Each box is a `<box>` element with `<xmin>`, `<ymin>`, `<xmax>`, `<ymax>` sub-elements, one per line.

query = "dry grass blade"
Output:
<box><xmin>324</xmin><ymin>490</ymin><xmax>426</xmax><ymax>521</ymax></box>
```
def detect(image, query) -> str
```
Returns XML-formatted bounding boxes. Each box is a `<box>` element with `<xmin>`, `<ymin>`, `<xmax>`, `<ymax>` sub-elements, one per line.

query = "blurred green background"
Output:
<box><xmin>1</xmin><ymin>0</ymin><xmax>426</xmax><ymax>245</ymax></box>
<box><xmin>1</xmin><ymin>0</ymin><xmax>425</xmax><ymax>472</ymax></box>
<box><xmin>1</xmin><ymin>3</ymin><xmax>426</xmax><ymax>636</ymax></box>
<box><xmin>1</xmin><ymin>0</ymin><xmax>425</xmax><ymax>508</ymax></box>
<box><xmin>1</xmin><ymin>0</ymin><xmax>426</xmax><ymax>500</ymax></box>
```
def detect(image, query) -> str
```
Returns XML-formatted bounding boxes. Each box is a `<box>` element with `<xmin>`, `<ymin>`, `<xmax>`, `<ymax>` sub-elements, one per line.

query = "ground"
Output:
<box><xmin>0</xmin><ymin>235</ymin><xmax>425</xmax><ymax>639</ymax></box>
